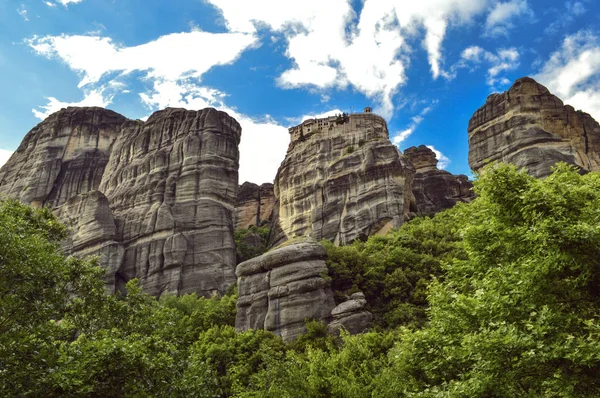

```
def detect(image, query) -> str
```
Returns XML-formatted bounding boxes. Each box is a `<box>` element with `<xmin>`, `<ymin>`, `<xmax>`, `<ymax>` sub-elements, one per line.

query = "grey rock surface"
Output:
<box><xmin>0</xmin><ymin>106</ymin><xmax>241</xmax><ymax>297</ymax></box>
<box><xmin>272</xmin><ymin>111</ymin><xmax>414</xmax><ymax>246</ymax></box>
<box><xmin>235</xmin><ymin>240</ymin><xmax>336</xmax><ymax>342</ymax></box>
<box><xmin>327</xmin><ymin>291</ymin><xmax>373</xmax><ymax>335</ymax></box>
<box><xmin>468</xmin><ymin>77</ymin><xmax>600</xmax><ymax>178</ymax></box>
<box><xmin>404</xmin><ymin>145</ymin><xmax>474</xmax><ymax>215</ymax></box>
<box><xmin>0</xmin><ymin>107</ymin><xmax>127</xmax><ymax>207</ymax></box>
<box><xmin>234</xmin><ymin>182</ymin><xmax>275</xmax><ymax>230</ymax></box>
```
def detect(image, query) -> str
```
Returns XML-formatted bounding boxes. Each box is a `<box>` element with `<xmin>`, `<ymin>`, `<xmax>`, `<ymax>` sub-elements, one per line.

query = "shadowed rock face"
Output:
<box><xmin>0</xmin><ymin>107</ymin><xmax>127</xmax><ymax>207</ymax></box>
<box><xmin>405</xmin><ymin>145</ymin><xmax>474</xmax><ymax>215</ymax></box>
<box><xmin>0</xmin><ymin>107</ymin><xmax>241</xmax><ymax>297</ymax></box>
<box><xmin>235</xmin><ymin>240</ymin><xmax>336</xmax><ymax>342</ymax></box>
<box><xmin>235</xmin><ymin>182</ymin><xmax>275</xmax><ymax>230</ymax></box>
<box><xmin>272</xmin><ymin>112</ymin><xmax>414</xmax><ymax>246</ymax></box>
<box><xmin>468</xmin><ymin>77</ymin><xmax>600</xmax><ymax>178</ymax></box>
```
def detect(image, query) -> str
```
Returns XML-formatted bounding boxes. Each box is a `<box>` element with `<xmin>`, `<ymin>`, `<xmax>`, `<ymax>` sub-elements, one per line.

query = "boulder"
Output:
<box><xmin>327</xmin><ymin>292</ymin><xmax>373</xmax><ymax>336</ymax></box>
<box><xmin>235</xmin><ymin>240</ymin><xmax>336</xmax><ymax>342</ymax></box>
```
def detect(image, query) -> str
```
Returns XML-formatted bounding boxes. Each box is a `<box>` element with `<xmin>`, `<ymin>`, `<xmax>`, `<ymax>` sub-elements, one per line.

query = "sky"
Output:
<box><xmin>1</xmin><ymin>0</ymin><xmax>600</xmax><ymax>184</ymax></box>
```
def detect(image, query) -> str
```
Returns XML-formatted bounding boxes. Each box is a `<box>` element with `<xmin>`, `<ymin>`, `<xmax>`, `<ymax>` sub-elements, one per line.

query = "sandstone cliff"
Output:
<box><xmin>468</xmin><ymin>77</ymin><xmax>600</xmax><ymax>178</ymax></box>
<box><xmin>235</xmin><ymin>240</ymin><xmax>336</xmax><ymax>341</ymax></box>
<box><xmin>235</xmin><ymin>182</ymin><xmax>275</xmax><ymax>230</ymax></box>
<box><xmin>272</xmin><ymin>111</ymin><xmax>414</xmax><ymax>246</ymax></box>
<box><xmin>0</xmin><ymin>107</ymin><xmax>127</xmax><ymax>207</ymax></box>
<box><xmin>0</xmin><ymin>107</ymin><xmax>241</xmax><ymax>297</ymax></box>
<box><xmin>405</xmin><ymin>145</ymin><xmax>474</xmax><ymax>215</ymax></box>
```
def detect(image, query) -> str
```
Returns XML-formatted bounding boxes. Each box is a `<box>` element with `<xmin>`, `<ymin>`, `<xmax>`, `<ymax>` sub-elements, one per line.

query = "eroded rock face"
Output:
<box><xmin>0</xmin><ymin>106</ymin><xmax>241</xmax><ymax>297</ymax></box>
<box><xmin>235</xmin><ymin>240</ymin><xmax>336</xmax><ymax>342</ymax></box>
<box><xmin>235</xmin><ymin>182</ymin><xmax>275</xmax><ymax>230</ymax></box>
<box><xmin>468</xmin><ymin>77</ymin><xmax>600</xmax><ymax>178</ymax></box>
<box><xmin>99</xmin><ymin>108</ymin><xmax>241</xmax><ymax>296</ymax></box>
<box><xmin>273</xmin><ymin>112</ymin><xmax>414</xmax><ymax>246</ymax></box>
<box><xmin>53</xmin><ymin>191</ymin><xmax>125</xmax><ymax>293</ymax></box>
<box><xmin>0</xmin><ymin>107</ymin><xmax>127</xmax><ymax>207</ymax></box>
<box><xmin>405</xmin><ymin>145</ymin><xmax>474</xmax><ymax>215</ymax></box>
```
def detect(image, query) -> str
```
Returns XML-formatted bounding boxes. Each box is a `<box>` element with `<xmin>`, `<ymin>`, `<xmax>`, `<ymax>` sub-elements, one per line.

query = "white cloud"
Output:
<box><xmin>534</xmin><ymin>30</ymin><xmax>600</xmax><ymax>121</ymax></box>
<box><xmin>33</xmin><ymin>89</ymin><xmax>112</xmax><ymax>120</ymax></box>
<box><xmin>391</xmin><ymin>104</ymin><xmax>435</xmax><ymax>147</ymax></box>
<box><xmin>392</xmin><ymin>128</ymin><xmax>414</xmax><ymax>146</ymax></box>
<box><xmin>56</xmin><ymin>0</ymin><xmax>84</xmax><ymax>5</ymax></box>
<box><xmin>0</xmin><ymin>149</ymin><xmax>14</xmax><ymax>169</ymax></box>
<box><xmin>17</xmin><ymin>5</ymin><xmax>29</xmax><ymax>21</ymax></box>
<box><xmin>207</xmin><ymin>0</ymin><xmax>493</xmax><ymax>117</ymax></box>
<box><xmin>485</xmin><ymin>0</ymin><xmax>533</xmax><ymax>37</ymax></box>
<box><xmin>426</xmin><ymin>145</ymin><xmax>451</xmax><ymax>169</ymax></box>
<box><xmin>545</xmin><ymin>1</ymin><xmax>587</xmax><ymax>35</ymax></box>
<box><xmin>28</xmin><ymin>31</ymin><xmax>256</xmax><ymax>88</ymax></box>
<box><xmin>461</xmin><ymin>46</ymin><xmax>519</xmax><ymax>88</ymax></box>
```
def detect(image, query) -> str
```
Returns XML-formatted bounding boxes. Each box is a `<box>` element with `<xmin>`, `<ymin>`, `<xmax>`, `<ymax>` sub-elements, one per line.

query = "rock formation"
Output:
<box><xmin>235</xmin><ymin>240</ymin><xmax>336</xmax><ymax>341</ymax></box>
<box><xmin>327</xmin><ymin>292</ymin><xmax>373</xmax><ymax>336</ymax></box>
<box><xmin>468</xmin><ymin>77</ymin><xmax>600</xmax><ymax>178</ymax></box>
<box><xmin>405</xmin><ymin>145</ymin><xmax>474</xmax><ymax>215</ymax></box>
<box><xmin>0</xmin><ymin>107</ymin><xmax>241</xmax><ymax>297</ymax></box>
<box><xmin>0</xmin><ymin>107</ymin><xmax>127</xmax><ymax>207</ymax></box>
<box><xmin>272</xmin><ymin>110</ymin><xmax>414</xmax><ymax>246</ymax></box>
<box><xmin>235</xmin><ymin>182</ymin><xmax>275</xmax><ymax>230</ymax></box>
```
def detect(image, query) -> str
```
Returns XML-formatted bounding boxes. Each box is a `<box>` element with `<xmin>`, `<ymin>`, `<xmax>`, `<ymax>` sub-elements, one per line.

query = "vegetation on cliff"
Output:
<box><xmin>1</xmin><ymin>163</ymin><xmax>599</xmax><ymax>397</ymax></box>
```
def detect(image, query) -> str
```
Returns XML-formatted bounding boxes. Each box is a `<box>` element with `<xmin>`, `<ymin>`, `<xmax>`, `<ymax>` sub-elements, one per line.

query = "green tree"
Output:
<box><xmin>384</xmin><ymin>164</ymin><xmax>600</xmax><ymax>397</ymax></box>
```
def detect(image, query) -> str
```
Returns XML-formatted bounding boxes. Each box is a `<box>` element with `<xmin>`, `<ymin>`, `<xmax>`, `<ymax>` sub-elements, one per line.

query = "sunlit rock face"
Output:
<box><xmin>404</xmin><ymin>145</ymin><xmax>474</xmax><ymax>216</ymax></box>
<box><xmin>0</xmin><ymin>107</ymin><xmax>241</xmax><ymax>297</ymax></box>
<box><xmin>235</xmin><ymin>240</ymin><xmax>336</xmax><ymax>342</ymax></box>
<box><xmin>235</xmin><ymin>182</ymin><xmax>275</xmax><ymax>230</ymax></box>
<box><xmin>272</xmin><ymin>111</ymin><xmax>414</xmax><ymax>246</ymax></box>
<box><xmin>0</xmin><ymin>107</ymin><xmax>127</xmax><ymax>207</ymax></box>
<box><xmin>468</xmin><ymin>77</ymin><xmax>600</xmax><ymax>178</ymax></box>
<box><xmin>99</xmin><ymin>108</ymin><xmax>241</xmax><ymax>296</ymax></box>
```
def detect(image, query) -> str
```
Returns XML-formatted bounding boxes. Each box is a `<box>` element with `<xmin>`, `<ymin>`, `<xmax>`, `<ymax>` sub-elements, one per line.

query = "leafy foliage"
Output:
<box><xmin>323</xmin><ymin>209</ymin><xmax>466</xmax><ymax>329</ymax></box>
<box><xmin>235</xmin><ymin>225</ymin><xmax>270</xmax><ymax>262</ymax></box>
<box><xmin>2</xmin><ymin>163</ymin><xmax>600</xmax><ymax>397</ymax></box>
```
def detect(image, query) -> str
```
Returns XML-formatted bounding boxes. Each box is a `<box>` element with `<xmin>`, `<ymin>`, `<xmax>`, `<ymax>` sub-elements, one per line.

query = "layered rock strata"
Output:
<box><xmin>99</xmin><ymin>108</ymin><xmax>241</xmax><ymax>296</ymax></box>
<box><xmin>469</xmin><ymin>77</ymin><xmax>600</xmax><ymax>178</ymax></box>
<box><xmin>272</xmin><ymin>111</ymin><xmax>414</xmax><ymax>246</ymax></box>
<box><xmin>0</xmin><ymin>107</ymin><xmax>127</xmax><ymax>207</ymax></box>
<box><xmin>235</xmin><ymin>240</ymin><xmax>336</xmax><ymax>342</ymax></box>
<box><xmin>327</xmin><ymin>292</ymin><xmax>373</xmax><ymax>336</ymax></box>
<box><xmin>405</xmin><ymin>145</ymin><xmax>474</xmax><ymax>215</ymax></box>
<box><xmin>235</xmin><ymin>182</ymin><xmax>275</xmax><ymax>230</ymax></box>
<box><xmin>0</xmin><ymin>107</ymin><xmax>241</xmax><ymax>297</ymax></box>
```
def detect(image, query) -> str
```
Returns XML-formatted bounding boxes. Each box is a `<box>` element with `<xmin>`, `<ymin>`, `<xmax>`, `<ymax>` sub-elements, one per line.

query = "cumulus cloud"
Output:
<box><xmin>485</xmin><ymin>0</ymin><xmax>533</xmax><ymax>37</ymax></box>
<box><xmin>28</xmin><ymin>31</ymin><xmax>256</xmax><ymax>88</ymax></box>
<box><xmin>426</xmin><ymin>145</ymin><xmax>451</xmax><ymax>169</ymax></box>
<box><xmin>0</xmin><ymin>149</ymin><xmax>14</xmax><ymax>169</ymax></box>
<box><xmin>207</xmin><ymin>0</ymin><xmax>493</xmax><ymax>118</ymax></box>
<box><xmin>534</xmin><ymin>30</ymin><xmax>600</xmax><ymax>121</ymax></box>
<box><xmin>461</xmin><ymin>45</ymin><xmax>519</xmax><ymax>88</ymax></box>
<box><xmin>33</xmin><ymin>89</ymin><xmax>112</xmax><ymax>120</ymax></box>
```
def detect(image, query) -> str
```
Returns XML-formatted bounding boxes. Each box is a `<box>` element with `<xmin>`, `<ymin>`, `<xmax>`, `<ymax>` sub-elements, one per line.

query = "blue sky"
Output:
<box><xmin>1</xmin><ymin>0</ymin><xmax>600</xmax><ymax>183</ymax></box>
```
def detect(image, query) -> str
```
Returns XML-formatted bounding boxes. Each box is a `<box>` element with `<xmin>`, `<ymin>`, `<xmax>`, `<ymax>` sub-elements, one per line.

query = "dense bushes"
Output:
<box><xmin>323</xmin><ymin>209</ymin><xmax>466</xmax><ymax>329</ymax></box>
<box><xmin>1</xmin><ymin>163</ymin><xmax>599</xmax><ymax>397</ymax></box>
